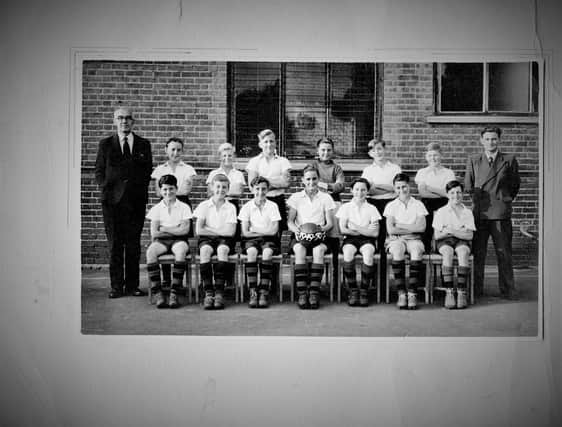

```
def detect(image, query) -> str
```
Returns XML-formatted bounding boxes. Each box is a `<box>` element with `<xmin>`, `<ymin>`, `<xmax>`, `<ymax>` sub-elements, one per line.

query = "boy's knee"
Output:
<box><xmin>199</xmin><ymin>245</ymin><xmax>214</xmax><ymax>261</ymax></box>
<box><xmin>342</xmin><ymin>245</ymin><xmax>356</xmax><ymax>262</ymax></box>
<box><xmin>172</xmin><ymin>242</ymin><xmax>188</xmax><ymax>257</ymax></box>
<box><xmin>246</xmin><ymin>247</ymin><xmax>258</xmax><ymax>261</ymax></box>
<box><xmin>262</xmin><ymin>247</ymin><xmax>273</xmax><ymax>260</ymax></box>
<box><xmin>216</xmin><ymin>245</ymin><xmax>230</xmax><ymax>260</ymax></box>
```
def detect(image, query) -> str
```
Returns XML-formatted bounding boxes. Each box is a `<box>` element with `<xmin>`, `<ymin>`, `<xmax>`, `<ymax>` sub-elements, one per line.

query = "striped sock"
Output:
<box><xmin>361</xmin><ymin>263</ymin><xmax>375</xmax><ymax>290</ymax></box>
<box><xmin>172</xmin><ymin>261</ymin><xmax>186</xmax><ymax>292</ymax></box>
<box><xmin>442</xmin><ymin>265</ymin><xmax>454</xmax><ymax>288</ymax></box>
<box><xmin>408</xmin><ymin>260</ymin><xmax>422</xmax><ymax>292</ymax></box>
<box><xmin>214</xmin><ymin>261</ymin><xmax>228</xmax><ymax>291</ymax></box>
<box><xmin>147</xmin><ymin>263</ymin><xmax>161</xmax><ymax>292</ymax></box>
<box><xmin>200</xmin><ymin>262</ymin><xmax>213</xmax><ymax>291</ymax></box>
<box><xmin>246</xmin><ymin>262</ymin><xmax>258</xmax><ymax>290</ymax></box>
<box><xmin>295</xmin><ymin>263</ymin><xmax>308</xmax><ymax>292</ymax></box>
<box><xmin>458</xmin><ymin>266</ymin><xmax>470</xmax><ymax>289</ymax></box>
<box><xmin>310</xmin><ymin>263</ymin><xmax>324</xmax><ymax>292</ymax></box>
<box><xmin>392</xmin><ymin>261</ymin><xmax>405</xmax><ymax>291</ymax></box>
<box><xmin>259</xmin><ymin>260</ymin><xmax>273</xmax><ymax>290</ymax></box>
<box><xmin>343</xmin><ymin>261</ymin><xmax>357</xmax><ymax>289</ymax></box>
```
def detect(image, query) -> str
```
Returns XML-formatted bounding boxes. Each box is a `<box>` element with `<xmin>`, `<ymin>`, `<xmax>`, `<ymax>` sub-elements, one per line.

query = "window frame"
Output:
<box><xmin>435</xmin><ymin>61</ymin><xmax>539</xmax><ymax>116</ymax></box>
<box><xmin>227</xmin><ymin>61</ymin><xmax>378</xmax><ymax>160</ymax></box>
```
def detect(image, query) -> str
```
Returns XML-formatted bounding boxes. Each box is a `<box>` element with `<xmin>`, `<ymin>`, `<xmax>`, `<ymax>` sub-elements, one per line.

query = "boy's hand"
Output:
<box><xmin>318</xmin><ymin>182</ymin><xmax>328</xmax><ymax>191</ymax></box>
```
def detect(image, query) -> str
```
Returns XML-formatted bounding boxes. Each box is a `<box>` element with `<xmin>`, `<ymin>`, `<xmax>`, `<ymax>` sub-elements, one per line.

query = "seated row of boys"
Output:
<box><xmin>146</xmin><ymin>164</ymin><xmax>475</xmax><ymax>311</ymax></box>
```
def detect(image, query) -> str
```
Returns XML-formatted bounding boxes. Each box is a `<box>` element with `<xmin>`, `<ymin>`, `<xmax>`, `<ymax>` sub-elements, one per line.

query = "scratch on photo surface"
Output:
<box><xmin>199</xmin><ymin>376</ymin><xmax>216</xmax><ymax>420</ymax></box>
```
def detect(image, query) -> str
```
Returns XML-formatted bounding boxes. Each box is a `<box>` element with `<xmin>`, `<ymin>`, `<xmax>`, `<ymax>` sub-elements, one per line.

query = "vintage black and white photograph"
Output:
<box><xmin>80</xmin><ymin>59</ymin><xmax>541</xmax><ymax>336</ymax></box>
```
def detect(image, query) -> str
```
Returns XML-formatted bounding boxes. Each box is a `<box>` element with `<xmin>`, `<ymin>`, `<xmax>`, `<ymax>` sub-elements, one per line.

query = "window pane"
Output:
<box><xmin>489</xmin><ymin>62</ymin><xmax>530</xmax><ymax>112</ymax></box>
<box><xmin>230</xmin><ymin>62</ymin><xmax>280</xmax><ymax>157</ymax></box>
<box><xmin>440</xmin><ymin>63</ymin><xmax>483</xmax><ymax>112</ymax></box>
<box><xmin>329</xmin><ymin>63</ymin><xmax>375</xmax><ymax>158</ymax></box>
<box><xmin>284</xmin><ymin>63</ymin><xmax>327</xmax><ymax>158</ymax></box>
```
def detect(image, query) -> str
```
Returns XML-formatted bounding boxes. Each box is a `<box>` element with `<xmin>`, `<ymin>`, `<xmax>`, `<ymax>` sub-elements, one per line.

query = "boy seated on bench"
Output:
<box><xmin>193</xmin><ymin>173</ymin><xmax>237</xmax><ymax>310</ymax></box>
<box><xmin>432</xmin><ymin>180</ymin><xmax>475</xmax><ymax>309</ymax></box>
<box><xmin>146</xmin><ymin>174</ymin><xmax>192</xmax><ymax>309</ymax></box>
<box><xmin>384</xmin><ymin>173</ymin><xmax>428</xmax><ymax>310</ymax></box>
<box><xmin>287</xmin><ymin>165</ymin><xmax>336</xmax><ymax>309</ymax></box>
<box><xmin>238</xmin><ymin>176</ymin><xmax>281</xmax><ymax>308</ymax></box>
<box><xmin>336</xmin><ymin>178</ymin><xmax>381</xmax><ymax>307</ymax></box>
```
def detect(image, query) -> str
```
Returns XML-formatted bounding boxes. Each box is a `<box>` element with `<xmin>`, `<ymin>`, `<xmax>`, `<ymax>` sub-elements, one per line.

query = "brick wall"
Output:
<box><xmin>81</xmin><ymin>61</ymin><xmax>539</xmax><ymax>267</ymax></box>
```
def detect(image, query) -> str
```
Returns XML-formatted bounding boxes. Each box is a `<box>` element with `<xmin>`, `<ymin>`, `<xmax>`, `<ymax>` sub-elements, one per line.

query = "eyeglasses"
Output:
<box><xmin>116</xmin><ymin>115</ymin><xmax>133</xmax><ymax>121</ymax></box>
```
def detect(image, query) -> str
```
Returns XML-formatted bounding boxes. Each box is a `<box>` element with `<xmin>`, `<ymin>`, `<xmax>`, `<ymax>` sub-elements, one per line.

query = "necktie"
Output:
<box><xmin>122</xmin><ymin>137</ymin><xmax>131</xmax><ymax>158</ymax></box>
<box><xmin>488</xmin><ymin>157</ymin><xmax>493</xmax><ymax>167</ymax></box>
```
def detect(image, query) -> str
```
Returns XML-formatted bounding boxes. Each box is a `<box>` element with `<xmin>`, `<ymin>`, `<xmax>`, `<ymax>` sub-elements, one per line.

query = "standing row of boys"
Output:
<box><xmin>95</xmin><ymin>107</ymin><xmax>521</xmax><ymax>312</ymax></box>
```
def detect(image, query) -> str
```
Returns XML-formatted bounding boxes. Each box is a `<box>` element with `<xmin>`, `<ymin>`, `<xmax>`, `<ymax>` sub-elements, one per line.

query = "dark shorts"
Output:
<box><xmin>290</xmin><ymin>234</ymin><xmax>330</xmax><ymax>255</ymax></box>
<box><xmin>341</xmin><ymin>236</ymin><xmax>377</xmax><ymax>251</ymax></box>
<box><xmin>153</xmin><ymin>236</ymin><xmax>190</xmax><ymax>252</ymax></box>
<box><xmin>242</xmin><ymin>237</ymin><xmax>279</xmax><ymax>255</ymax></box>
<box><xmin>436</xmin><ymin>236</ymin><xmax>471</xmax><ymax>251</ymax></box>
<box><xmin>198</xmin><ymin>236</ymin><xmax>236</xmax><ymax>254</ymax></box>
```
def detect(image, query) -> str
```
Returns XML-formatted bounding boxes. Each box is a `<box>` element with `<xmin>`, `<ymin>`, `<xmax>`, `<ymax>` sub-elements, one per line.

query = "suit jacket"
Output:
<box><xmin>464</xmin><ymin>151</ymin><xmax>520</xmax><ymax>220</ymax></box>
<box><xmin>95</xmin><ymin>133</ymin><xmax>153</xmax><ymax>205</ymax></box>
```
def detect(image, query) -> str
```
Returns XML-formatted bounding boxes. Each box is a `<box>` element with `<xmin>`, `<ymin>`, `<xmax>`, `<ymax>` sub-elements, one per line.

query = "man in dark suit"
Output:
<box><xmin>464</xmin><ymin>126</ymin><xmax>521</xmax><ymax>299</ymax></box>
<box><xmin>95</xmin><ymin>106</ymin><xmax>153</xmax><ymax>298</ymax></box>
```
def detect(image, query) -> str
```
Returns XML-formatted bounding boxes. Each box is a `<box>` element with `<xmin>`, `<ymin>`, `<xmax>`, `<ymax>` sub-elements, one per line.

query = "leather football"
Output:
<box><xmin>295</xmin><ymin>222</ymin><xmax>326</xmax><ymax>243</ymax></box>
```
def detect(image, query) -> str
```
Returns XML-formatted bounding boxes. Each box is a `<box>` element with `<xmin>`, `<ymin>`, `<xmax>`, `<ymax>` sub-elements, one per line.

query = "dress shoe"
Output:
<box><xmin>108</xmin><ymin>289</ymin><xmax>122</xmax><ymax>299</ymax></box>
<box><xmin>125</xmin><ymin>287</ymin><xmax>147</xmax><ymax>297</ymax></box>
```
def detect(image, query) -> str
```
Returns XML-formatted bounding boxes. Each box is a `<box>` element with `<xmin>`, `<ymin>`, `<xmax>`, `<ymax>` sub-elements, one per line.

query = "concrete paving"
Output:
<box><xmin>81</xmin><ymin>266</ymin><xmax>539</xmax><ymax>337</ymax></box>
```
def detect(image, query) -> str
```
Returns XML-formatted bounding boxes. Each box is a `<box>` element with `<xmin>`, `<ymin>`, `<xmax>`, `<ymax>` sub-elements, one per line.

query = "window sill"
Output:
<box><xmin>426</xmin><ymin>115</ymin><xmax>538</xmax><ymax>124</ymax></box>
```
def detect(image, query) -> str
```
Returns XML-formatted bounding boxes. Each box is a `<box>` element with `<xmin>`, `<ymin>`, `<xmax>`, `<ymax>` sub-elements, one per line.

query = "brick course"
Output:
<box><xmin>81</xmin><ymin>61</ymin><xmax>539</xmax><ymax>267</ymax></box>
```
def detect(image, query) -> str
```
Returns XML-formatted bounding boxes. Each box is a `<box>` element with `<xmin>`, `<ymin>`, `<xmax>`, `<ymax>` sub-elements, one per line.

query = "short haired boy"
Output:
<box><xmin>146</xmin><ymin>175</ymin><xmax>192</xmax><ymax>309</ymax></box>
<box><xmin>433</xmin><ymin>180</ymin><xmax>475</xmax><ymax>309</ymax></box>
<box><xmin>287</xmin><ymin>165</ymin><xmax>336</xmax><ymax>309</ymax></box>
<box><xmin>206</xmin><ymin>142</ymin><xmax>246</xmax><ymax>211</ymax></box>
<box><xmin>246</xmin><ymin>129</ymin><xmax>292</xmax><ymax>232</ymax></box>
<box><xmin>151</xmin><ymin>137</ymin><xmax>197</xmax><ymax>287</ymax></box>
<box><xmin>383</xmin><ymin>173</ymin><xmax>428</xmax><ymax>310</ymax></box>
<box><xmin>336</xmin><ymin>178</ymin><xmax>381</xmax><ymax>307</ymax></box>
<box><xmin>193</xmin><ymin>174</ymin><xmax>237</xmax><ymax>310</ymax></box>
<box><xmin>238</xmin><ymin>176</ymin><xmax>281</xmax><ymax>308</ymax></box>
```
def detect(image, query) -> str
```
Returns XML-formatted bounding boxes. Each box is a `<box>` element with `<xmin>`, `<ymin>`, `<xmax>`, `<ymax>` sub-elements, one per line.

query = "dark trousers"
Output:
<box><xmin>473</xmin><ymin>218</ymin><xmax>515</xmax><ymax>296</ymax></box>
<box><xmin>102</xmin><ymin>196</ymin><xmax>146</xmax><ymax>292</ymax></box>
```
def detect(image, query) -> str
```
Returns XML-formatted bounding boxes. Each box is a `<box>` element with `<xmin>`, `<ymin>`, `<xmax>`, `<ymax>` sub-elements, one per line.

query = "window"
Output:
<box><xmin>437</xmin><ymin>62</ymin><xmax>539</xmax><ymax>114</ymax></box>
<box><xmin>228</xmin><ymin>62</ymin><xmax>376</xmax><ymax>159</ymax></box>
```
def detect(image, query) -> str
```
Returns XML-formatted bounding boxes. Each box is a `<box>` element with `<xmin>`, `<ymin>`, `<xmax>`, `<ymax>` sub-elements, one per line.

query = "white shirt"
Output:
<box><xmin>414</xmin><ymin>166</ymin><xmax>456</xmax><ymax>195</ymax></box>
<box><xmin>287</xmin><ymin>190</ymin><xmax>336</xmax><ymax>226</ymax></box>
<box><xmin>118</xmin><ymin>133</ymin><xmax>134</xmax><ymax>154</ymax></box>
<box><xmin>246</xmin><ymin>153</ymin><xmax>292</xmax><ymax>197</ymax></box>
<box><xmin>432</xmin><ymin>203</ymin><xmax>476</xmax><ymax>233</ymax></box>
<box><xmin>336</xmin><ymin>200</ymin><xmax>382</xmax><ymax>231</ymax></box>
<box><xmin>238</xmin><ymin>199</ymin><xmax>281</xmax><ymax>235</ymax></box>
<box><xmin>146</xmin><ymin>199</ymin><xmax>192</xmax><ymax>228</ymax></box>
<box><xmin>206</xmin><ymin>167</ymin><xmax>246</xmax><ymax>196</ymax></box>
<box><xmin>193</xmin><ymin>198</ymin><xmax>237</xmax><ymax>229</ymax></box>
<box><xmin>151</xmin><ymin>161</ymin><xmax>197</xmax><ymax>196</ymax></box>
<box><xmin>361</xmin><ymin>161</ymin><xmax>402</xmax><ymax>199</ymax></box>
<box><xmin>384</xmin><ymin>197</ymin><xmax>428</xmax><ymax>226</ymax></box>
